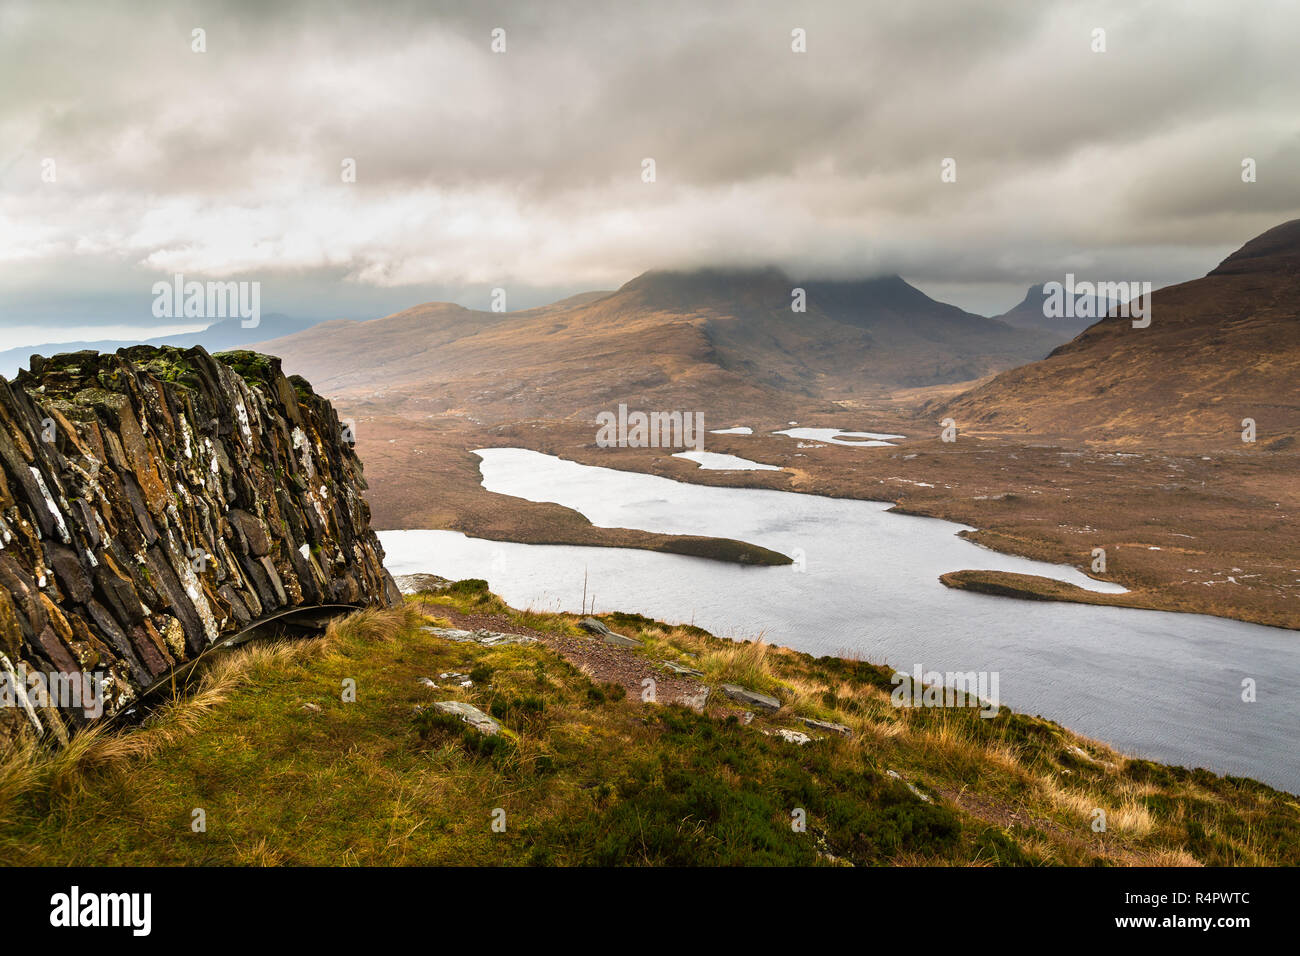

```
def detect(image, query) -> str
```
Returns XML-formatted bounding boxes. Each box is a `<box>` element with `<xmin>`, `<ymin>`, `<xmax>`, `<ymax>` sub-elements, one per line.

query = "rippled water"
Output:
<box><xmin>380</xmin><ymin>448</ymin><xmax>1299</xmax><ymax>792</ymax></box>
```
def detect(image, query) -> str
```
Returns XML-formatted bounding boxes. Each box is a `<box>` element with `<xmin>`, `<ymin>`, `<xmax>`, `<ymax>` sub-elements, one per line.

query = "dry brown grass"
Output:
<box><xmin>700</xmin><ymin>636</ymin><xmax>783</xmax><ymax>694</ymax></box>
<box><xmin>1142</xmin><ymin>847</ymin><xmax>1204</xmax><ymax>867</ymax></box>
<box><xmin>233</xmin><ymin>837</ymin><xmax>287</xmax><ymax>867</ymax></box>
<box><xmin>1037</xmin><ymin>773</ymin><xmax>1155</xmax><ymax>836</ymax></box>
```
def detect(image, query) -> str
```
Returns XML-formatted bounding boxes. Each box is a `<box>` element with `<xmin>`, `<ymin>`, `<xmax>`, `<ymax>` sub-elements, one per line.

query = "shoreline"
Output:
<box><xmin>428</xmin><ymin>437</ymin><xmax>1300</xmax><ymax>633</ymax></box>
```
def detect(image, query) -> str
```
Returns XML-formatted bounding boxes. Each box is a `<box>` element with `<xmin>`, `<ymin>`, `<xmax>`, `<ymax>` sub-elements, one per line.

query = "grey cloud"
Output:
<box><xmin>1</xmin><ymin>0</ymin><xmax>1298</xmax><ymax>343</ymax></box>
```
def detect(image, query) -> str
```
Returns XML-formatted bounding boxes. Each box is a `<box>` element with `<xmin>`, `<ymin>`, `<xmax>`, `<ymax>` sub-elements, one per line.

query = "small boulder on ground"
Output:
<box><xmin>431</xmin><ymin>700</ymin><xmax>502</xmax><ymax>736</ymax></box>
<box><xmin>395</xmin><ymin>573</ymin><xmax>454</xmax><ymax>595</ymax></box>
<box><xmin>678</xmin><ymin>685</ymin><xmax>711</xmax><ymax>712</ymax></box>
<box><xmin>767</xmin><ymin>728</ymin><xmax>813</xmax><ymax>746</ymax></box>
<box><xmin>422</xmin><ymin>626</ymin><xmax>538</xmax><ymax>646</ymax></box>
<box><xmin>578</xmin><ymin>617</ymin><xmax>642</xmax><ymax>647</ymax></box>
<box><xmin>801</xmin><ymin>716</ymin><xmax>852</xmax><ymax>737</ymax></box>
<box><xmin>603</xmin><ymin>632</ymin><xmax>643</xmax><ymax>648</ymax></box>
<box><xmin>661</xmin><ymin>660</ymin><xmax>704</xmax><ymax>677</ymax></box>
<box><xmin>722</xmin><ymin>684</ymin><xmax>781</xmax><ymax>712</ymax></box>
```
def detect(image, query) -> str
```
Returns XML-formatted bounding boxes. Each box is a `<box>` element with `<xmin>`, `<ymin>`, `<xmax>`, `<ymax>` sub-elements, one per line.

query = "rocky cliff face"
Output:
<box><xmin>0</xmin><ymin>346</ymin><xmax>400</xmax><ymax>741</ymax></box>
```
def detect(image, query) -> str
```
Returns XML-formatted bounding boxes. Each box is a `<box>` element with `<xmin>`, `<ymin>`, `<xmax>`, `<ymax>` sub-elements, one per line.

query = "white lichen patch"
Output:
<box><xmin>235</xmin><ymin>400</ymin><xmax>254</xmax><ymax>447</ymax></box>
<box><xmin>93</xmin><ymin>510</ymin><xmax>111</xmax><ymax>548</ymax></box>
<box><xmin>311</xmin><ymin>495</ymin><xmax>329</xmax><ymax>529</ymax></box>
<box><xmin>29</xmin><ymin>467</ymin><xmax>70</xmax><ymax>543</ymax></box>
<box><xmin>179</xmin><ymin>415</ymin><xmax>194</xmax><ymax>459</ymax></box>
<box><xmin>158</xmin><ymin>616</ymin><xmax>186</xmax><ymax>657</ymax></box>
<box><xmin>0</xmin><ymin>653</ymin><xmax>45</xmax><ymax>735</ymax></box>
<box><xmin>66</xmin><ymin>457</ymin><xmax>109</xmax><ymax>511</ymax></box>
<box><xmin>292</xmin><ymin>426</ymin><xmax>316</xmax><ymax>480</ymax></box>
<box><xmin>164</xmin><ymin>527</ymin><xmax>219</xmax><ymax>646</ymax></box>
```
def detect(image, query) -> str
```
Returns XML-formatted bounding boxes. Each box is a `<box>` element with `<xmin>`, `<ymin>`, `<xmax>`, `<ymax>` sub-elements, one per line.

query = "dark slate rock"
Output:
<box><xmin>722</xmin><ymin>684</ymin><xmax>781</xmax><ymax>712</ymax></box>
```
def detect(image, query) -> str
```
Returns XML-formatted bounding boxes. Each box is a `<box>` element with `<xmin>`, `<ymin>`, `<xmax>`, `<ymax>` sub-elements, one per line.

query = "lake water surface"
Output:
<box><xmin>380</xmin><ymin>448</ymin><xmax>1298</xmax><ymax>792</ymax></box>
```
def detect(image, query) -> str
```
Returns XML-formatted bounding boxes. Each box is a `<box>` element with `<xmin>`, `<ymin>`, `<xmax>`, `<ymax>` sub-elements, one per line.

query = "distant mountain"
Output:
<box><xmin>606</xmin><ymin>268</ymin><xmax>1062</xmax><ymax>393</ymax></box>
<box><xmin>942</xmin><ymin>220</ymin><xmax>1300</xmax><ymax>448</ymax></box>
<box><xmin>994</xmin><ymin>283</ymin><xmax>1118</xmax><ymax>337</ymax></box>
<box><xmin>248</xmin><ymin>269</ymin><xmax>1063</xmax><ymax>424</ymax></box>
<box><xmin>0</xmin><ymin>314</ymin><xmax>326</xmax><ymax>379</ymax></box>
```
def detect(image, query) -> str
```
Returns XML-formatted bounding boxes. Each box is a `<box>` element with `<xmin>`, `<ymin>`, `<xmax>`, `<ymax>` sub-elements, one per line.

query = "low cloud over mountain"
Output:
<box><xmin>4</xmin><ymin>0</ymin><xmax>1299</xmax><ymax>344</ymax></box>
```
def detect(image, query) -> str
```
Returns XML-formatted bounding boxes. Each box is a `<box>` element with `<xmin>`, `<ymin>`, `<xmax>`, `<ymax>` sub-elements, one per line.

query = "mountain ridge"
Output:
<box><xmin>942</xmin><ymin>219</ymin><xmax>1300</xmax><ymax>447</ymax></box>
<box><xmin>993</xmin><ymin>283</ymin><xmax>1116</xmax><ymax>337</ymax></box>
<box><xmin>253</xmin><ymin>267</ymin><xmax>1063</xmax><ymax>406</ymax></box>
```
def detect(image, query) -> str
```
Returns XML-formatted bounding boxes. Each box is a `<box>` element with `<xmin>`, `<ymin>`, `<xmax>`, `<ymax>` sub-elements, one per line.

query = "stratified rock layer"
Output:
<box><xmin>0</xmin><ymin>345</ymin><xmax>400</xmax><ymax>740</ymax></box>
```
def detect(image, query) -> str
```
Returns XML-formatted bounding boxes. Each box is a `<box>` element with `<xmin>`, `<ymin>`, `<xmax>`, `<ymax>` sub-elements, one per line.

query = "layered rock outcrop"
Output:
<box><xmin>0</xmin><ymin>346</ymin><xmax>400</xmax><ymax>741</ymax></box>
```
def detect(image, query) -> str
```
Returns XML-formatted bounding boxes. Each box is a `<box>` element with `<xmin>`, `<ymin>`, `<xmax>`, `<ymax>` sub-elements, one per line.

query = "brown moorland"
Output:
<box><xmin>248</xmin><ymin>222</ymin><xmax>1300</xmax><ymax>631</ymax></box>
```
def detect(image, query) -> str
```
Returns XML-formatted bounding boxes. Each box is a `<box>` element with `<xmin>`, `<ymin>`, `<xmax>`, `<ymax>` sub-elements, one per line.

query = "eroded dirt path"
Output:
<box><xmin>414</xmin><ymin>600</ymin><xmax>711</xmax><ymax>709</ymax></box>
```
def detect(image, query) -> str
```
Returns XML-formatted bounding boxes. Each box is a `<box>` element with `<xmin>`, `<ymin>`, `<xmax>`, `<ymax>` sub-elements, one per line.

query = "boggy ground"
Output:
<box><xmin>2</xmin><ymin>589</ymin><xmax>1295</xmax><ymax>866</ymax></box>
<box><xmin>347</xmin><ymin>399</ymin><xmax>1300</xmax><ymax>631</ymax></box>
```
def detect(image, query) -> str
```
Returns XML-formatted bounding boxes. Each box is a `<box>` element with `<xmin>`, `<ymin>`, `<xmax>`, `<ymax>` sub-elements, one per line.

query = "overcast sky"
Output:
<box><xmin>2</xmin><ymin>0</ymin><xmax>1298</xmax><ymax>351</ymax></box>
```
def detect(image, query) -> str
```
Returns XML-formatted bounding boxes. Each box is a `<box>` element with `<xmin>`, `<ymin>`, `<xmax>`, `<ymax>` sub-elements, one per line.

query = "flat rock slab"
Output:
<box><xmin>766</xmin><ymin>728</ymin><xmax>813</xmax><ymax>746</ymax></box>
<box><xmin>431</xmin><ymin>700</ymin><xmax>501</xmax><ymax>736</ymax></box>
<box><xmin>678</xmin><ymin>686</ymin><xmax>711</xmax><ymax>712</ymax></box>
<box><xmin>661</xmin><ymin>660</ymin><xmax>705</xmax><ymax>677</ymax></box>
<box><xmin>801</xmin><ymin>717</ymin><xmax>852</xmax><ymax>737</ymax></box>
<box><xmin>396</xmin><ymin>573</ymin><xmax>454</xmax><ymax>595</ymax></box>
<box><xmin>578</xmin><ymin>617</ymin><xmax>643</xmax><ymax>646</ymax></box>
<box><xmin>722</xmin><ymin>683</ymin><xmax>781</xmax><ymax>712</ymax></box>
<box><xmin>603</xmin><ymin>632</ymin><xmax>643</xmax><ymax>648</ymax></box>
<box><xmin>422</xmin><ymin>626</ymin><xmax>538</xmax><ymax>647</ymax></box>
